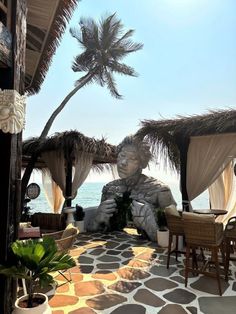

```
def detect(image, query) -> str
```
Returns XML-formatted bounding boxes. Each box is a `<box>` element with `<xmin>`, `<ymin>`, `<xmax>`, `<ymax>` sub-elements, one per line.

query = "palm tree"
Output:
<box><xmin>21</xmin><ymin>13</ymin><xmax>143</xmax><ymax>202</ymax></box>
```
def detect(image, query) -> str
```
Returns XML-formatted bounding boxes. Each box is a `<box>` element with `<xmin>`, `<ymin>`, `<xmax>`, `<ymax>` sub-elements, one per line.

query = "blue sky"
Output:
<box><xmin>25</xmin><ymin>0</ymin><xmax>236</xmax><ymax>183</ymax></box>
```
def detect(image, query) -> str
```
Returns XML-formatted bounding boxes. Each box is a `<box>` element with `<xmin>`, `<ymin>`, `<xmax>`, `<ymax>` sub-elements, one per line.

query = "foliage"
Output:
<box><xmin>109</xmin><ymin>191</ymin><xmax>133</xmax><ymax>230</ymax></box>
<box><xmin>0</xmin><ymin>237</ymin><xmax>75</xmax><ymax>308</ymax></box>
<box><xmin>156</xmin><ymin>208</ymin><xmax>167</xmax><ymax>231</ymax></box>
<box><xmin>70</xmin><ymin>13</ymin><xmax>143</xmax><ymax>98</ymax></box>
<box><xmin>74</xmin><ymin>205</ymin><xmax>85</xmax><ymax>221</ymax></box>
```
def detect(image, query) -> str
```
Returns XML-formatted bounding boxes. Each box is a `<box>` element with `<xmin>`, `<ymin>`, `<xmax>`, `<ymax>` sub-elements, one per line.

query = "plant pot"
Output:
<box><xmin>157</xmin><ymin>229</ymin><xmax>169</xmax><ymax>248</ymax></box>
<box><xmin>12</xmin><ymin>293</ymin><xmax>51</xmax><ymax>314</ymax></box>
<box><xmin>74</xmin><ymin>220</ymin><xmax>85</xmax><ymax>233</ymax></box>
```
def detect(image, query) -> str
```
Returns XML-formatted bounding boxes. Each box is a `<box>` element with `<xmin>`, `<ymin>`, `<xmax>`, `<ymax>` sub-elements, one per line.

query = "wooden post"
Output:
<box><xmin>0</xmin><ymin>1</ymin><xmax>26</xmax><ymax>313</ymax></box>
<box><xmin>177</xmin><ymin>137</ymin><xmax>190</xmax><ymax>212</ymax></box>
<box><xmin>65</xmin><ymin>159</ymin><xmax>73</xmax><ymax>207</ymax></box>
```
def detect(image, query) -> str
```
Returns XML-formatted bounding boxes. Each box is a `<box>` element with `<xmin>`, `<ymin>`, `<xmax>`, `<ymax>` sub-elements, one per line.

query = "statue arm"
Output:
<box><xmin>87</xmin><ymin>184</ymin><xmax>117</xmax><ymax>231</ymax></box>
<box><xmin>131</xmin><ymin>200</ymin><xmax>157</xmax><ymax>242</ymax></box>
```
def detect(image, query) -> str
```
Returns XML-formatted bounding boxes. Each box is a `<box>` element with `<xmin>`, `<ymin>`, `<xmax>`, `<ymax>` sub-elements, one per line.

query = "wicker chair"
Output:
<box><xmin>42</xmin><ymin>225</ymin><xmax>78</xmax><ymax>282</ymax></box>
<box><xmin>224</xmin><ymin>216</ymin><xmax>236</xmax><ymax>281</ymax></box>
<box><xmin>183</xmin><ymin>212</ymin><xmax>225</xmax><ymax>296</ymax></box>
<box><xmin>165</xmin><ymin>207</ymin><xmax>185</xmax><ymax>269</ymax></box>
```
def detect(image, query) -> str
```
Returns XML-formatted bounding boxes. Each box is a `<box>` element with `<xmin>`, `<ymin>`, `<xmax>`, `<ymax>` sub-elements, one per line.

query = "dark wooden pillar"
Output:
<box><xmin>0</xmin><ymin>1</ymin><xmax>26</xmax><ymax>313</ymax></box>
<box><xmin>65</xmin><ymin>159</ymin><xmax>73</xmax><ymax>207</ymax></box>
<box><xmin>177</xmin><ymin>137</ymin><xmax>190</xmax><ymax>211</ymax></box>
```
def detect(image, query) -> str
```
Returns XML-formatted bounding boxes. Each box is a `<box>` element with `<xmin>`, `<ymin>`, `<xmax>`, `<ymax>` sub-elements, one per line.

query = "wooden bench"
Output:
<box><xmin>30</xmin><ymin>212</ymin><xmax>66</xmax><ymax>234</ymax></box>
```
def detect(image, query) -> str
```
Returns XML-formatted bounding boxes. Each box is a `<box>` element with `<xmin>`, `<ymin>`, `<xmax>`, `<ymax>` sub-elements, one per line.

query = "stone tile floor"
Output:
<box><xmin>45</xmin><ymin>229</ymin><xmax>236</xmax><ymax>314</ymax></box>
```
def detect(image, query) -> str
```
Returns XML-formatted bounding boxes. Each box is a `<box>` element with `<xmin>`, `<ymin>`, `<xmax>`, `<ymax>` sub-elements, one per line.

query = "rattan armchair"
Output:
<box><xmin>42</xmin><ymin>225</ymin><xmax>78</xmax><ymax>282</ymax></box>
<box><xmin>183</xmin><ymin>212</ymin><xmax>225</xmax><ymax>296</ymax></box>
<box><xmin>224</xmin><ymin>216</ymin><xmax>236</xmax><ymax>281</ymax></box>
<box><xmin>165</xmin><ymin>206</ymin><xmax>185</xmax><ymax>269</ymax></box>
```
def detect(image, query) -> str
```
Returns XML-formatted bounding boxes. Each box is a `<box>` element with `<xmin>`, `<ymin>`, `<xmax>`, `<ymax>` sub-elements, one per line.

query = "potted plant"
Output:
<box><xmin>0</xmin><ymin>237</ymin><xmax>75</xmax><ymax>313</ymax></box>
<box><xmin>156</xmin><ymin>208</ymin><xmax>169</xmax><ymax>247</ymax></box>
<box><xmin>109</xmin><ymin>191</ymin><xmax>133</xmax><ymax>230</ymax></box>
<box><xmin>74</xmin><ymin>205</ymin><xmax>85</xmax><ymax>232</ymax></box>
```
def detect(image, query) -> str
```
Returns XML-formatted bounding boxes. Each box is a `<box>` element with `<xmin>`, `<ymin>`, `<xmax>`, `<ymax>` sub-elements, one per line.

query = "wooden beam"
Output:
<box><xmin>177</xmin><ymin>137</ymin><xmax>190</xmax><ymax>211</ymax></box>
<box><xmin>0</xmin><ymin>2</ymin><xmax>7</xmax><ymax>14</ymax></box>
<box><xmin>0</xmin><ymin>0</ymin><xmax>26</xmax><ymax>313</ymax></box>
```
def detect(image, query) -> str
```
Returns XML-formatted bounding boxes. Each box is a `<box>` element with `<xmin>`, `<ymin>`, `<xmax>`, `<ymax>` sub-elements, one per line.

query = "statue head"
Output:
<box><xmin>116</xmin><ymin>136</ymin><xmax>152</xmax><ymax>179</ymax></box>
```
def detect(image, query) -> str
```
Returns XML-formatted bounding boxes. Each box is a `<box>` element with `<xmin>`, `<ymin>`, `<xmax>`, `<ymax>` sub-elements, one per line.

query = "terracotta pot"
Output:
<box><xmin>12</xmin><ymin>293</ymin><xmax>51</xmax><ymax>314</ymax></box>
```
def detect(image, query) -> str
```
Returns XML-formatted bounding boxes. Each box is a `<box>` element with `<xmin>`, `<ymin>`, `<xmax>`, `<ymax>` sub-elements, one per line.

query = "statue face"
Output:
<box><xmin>117</xmin><ymin>145</ymin><xmax>141</xmax><ymax>178</ymax></box>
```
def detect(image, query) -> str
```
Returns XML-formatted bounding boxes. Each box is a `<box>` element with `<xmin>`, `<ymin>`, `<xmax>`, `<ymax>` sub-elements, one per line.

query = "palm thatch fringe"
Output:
<box><xmin>22</xmin><ymin>130</ymin><xmax>117</xmax><ymax>169</ymax></box>
<box><xmin>135</xmin><ymin>108</ymin><xmax>236</xmax><ymax>172</ymax></box>
<box><xmin>26</xmin><ymin>0</ymin><xmax>78</xmax><ymax>94</ymax></box>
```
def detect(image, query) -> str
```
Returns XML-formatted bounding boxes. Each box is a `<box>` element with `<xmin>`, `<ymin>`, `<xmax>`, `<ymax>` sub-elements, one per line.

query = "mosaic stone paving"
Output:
<box><xmin>45</xmin><ymin>229</ymin><xmax>236</xmax><ymax>314</ymax></box>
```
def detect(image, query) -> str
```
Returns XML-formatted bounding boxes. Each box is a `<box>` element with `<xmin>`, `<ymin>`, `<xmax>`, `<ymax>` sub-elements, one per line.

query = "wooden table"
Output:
<box><xmin>193</xmin><ymin>209</ymin><xmax>227</xmax><ymax>216</ymax></box>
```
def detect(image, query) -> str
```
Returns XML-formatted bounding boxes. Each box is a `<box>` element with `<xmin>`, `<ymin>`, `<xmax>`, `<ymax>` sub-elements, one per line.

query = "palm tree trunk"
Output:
<box><xmin>21</xmin><ymin>72</ymin><xmax>94</xmax><ymax>206</ymax></box>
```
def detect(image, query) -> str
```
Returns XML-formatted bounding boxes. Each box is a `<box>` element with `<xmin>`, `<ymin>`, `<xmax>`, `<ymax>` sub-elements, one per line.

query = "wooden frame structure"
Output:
<box><xmin>136</xmin><ymin>109</ymin><xmax>236</xmax><ymax>211</ymax></box>
<box><xmin>0</xmin><ymin>1</ymin><xmax>78</xmax><ymax>312</ymax></box>
<box><xmin>22</xmin><ymin>130</ymin><xmax>117</xmax><ymax>206</ymax></box>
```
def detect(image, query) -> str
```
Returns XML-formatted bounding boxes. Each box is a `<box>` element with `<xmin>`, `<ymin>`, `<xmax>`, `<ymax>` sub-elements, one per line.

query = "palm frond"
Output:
<box><xmin>104</xmin><ymin>69</ymin><xmax>122</xmax><ymax>99</ymax></box>
<box><xmin>109</xmin><ymin>61</ymin><xmax>137</xmax><ymax>76</ymax></box>
<box><xmin>123</xmin><ymin>40</ymin><xmax>144</xmax><ymax>53</ymax></box>
<box><xmin>72</xmin><ymin>51</ymin><xmax>95</xmax><ymax>72</ymax></box>
<box><xmin>100</xmin><ymin>13</ymin><xmax>122</xmax><ymax>49</ymax></box>
<box><xmin>69</xmin><ymin>26</ymin><xmax>84</xmax><ymax>46</ymax></box>
<box><xmin>114</xmin><ymin>29</ymin><xmax>135</xmax><ymax>46</ymax></box>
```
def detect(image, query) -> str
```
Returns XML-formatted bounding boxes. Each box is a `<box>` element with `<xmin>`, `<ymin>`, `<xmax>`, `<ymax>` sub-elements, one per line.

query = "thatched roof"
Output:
<box><xmin>25</xmin><ymin>0</ymin><xmax>78</xmax><ymax>94</ymax></box>
<box><xmin>136</xmin><ymin>108</ymin><xmax>236</xmax><ymax>172</ymax></box>
<box><xmin>22</xmin><ymin>130</ymin><xmax>117</xmax><ymax>169</ymax></box>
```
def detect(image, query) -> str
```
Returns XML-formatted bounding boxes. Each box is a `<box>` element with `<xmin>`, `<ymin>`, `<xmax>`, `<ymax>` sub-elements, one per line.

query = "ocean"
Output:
<box><xmin>28</xmin><ymin>181</ymin><xmax>209</xmax><ymax>214</ymax></box>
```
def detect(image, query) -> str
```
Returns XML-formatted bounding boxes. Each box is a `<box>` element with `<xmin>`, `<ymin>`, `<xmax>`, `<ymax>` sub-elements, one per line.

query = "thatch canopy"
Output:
<box><xmin>22</xmin><ymin>130</ymin><xmax>117</xmax><ymax>169</ymax></box>
<box><xmin>25</xmin><ymin>0</ymin><xmax>78</xmax><ymax>94</ymax></box>
<box><xmin>136</xmin><ymin>108</ymin><xmax>236</xmax><ymax>172</ymax></box>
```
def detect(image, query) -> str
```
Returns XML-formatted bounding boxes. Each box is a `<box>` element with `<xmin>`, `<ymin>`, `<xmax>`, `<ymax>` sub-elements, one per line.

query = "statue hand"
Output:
<box><xmin>95</xmin><ymin>199</ymin><xmax>117</xmax><ymax>224</ymax></box>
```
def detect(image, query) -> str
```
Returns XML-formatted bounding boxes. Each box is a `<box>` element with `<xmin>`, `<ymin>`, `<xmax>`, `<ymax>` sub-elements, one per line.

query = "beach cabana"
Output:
<box><xmin>136</xmin><ymin>109</ymin><xmax>236</xmax><ymax>221</ymax></box>
<box><xmin>22</xmin><ymin>130</ymin><xmax>117</xmax><ymax>211</ymax></box>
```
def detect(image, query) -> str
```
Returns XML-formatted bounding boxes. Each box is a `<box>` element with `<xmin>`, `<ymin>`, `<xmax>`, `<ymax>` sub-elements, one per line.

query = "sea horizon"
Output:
<box><xmin>28</xmin><ymin>181</ymin><xmax>209</xmax><ymax>215</ymax></box>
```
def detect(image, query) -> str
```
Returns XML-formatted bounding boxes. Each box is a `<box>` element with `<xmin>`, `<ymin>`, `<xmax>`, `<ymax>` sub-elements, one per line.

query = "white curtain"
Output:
<box><xmin>42</xmin><ymin>150</ymin><xmax>93</xmax><ymax>200</ymax></box>
<box><xmin>42</xmin><ymin>151</ymin><xmax>66</xmax><ymax>194</ymax></box>
<box><xmin>187</xmin><ymin>133</ymin><xmax>236</xmax><ymax>201</ymax></box>
<box><xmin>209</xmin><ymin>161</ymin><xmax>236</xmax><ymax>224</ymax></box>
<box><xmin>42</xmin><ymin>170</ymin><xmax>64</xmax><ymax>213</ymax></box>
<box><xmin>71</xmin><ymin>152</ymin><xmax>93</xmax><ymax>198</ymax></box>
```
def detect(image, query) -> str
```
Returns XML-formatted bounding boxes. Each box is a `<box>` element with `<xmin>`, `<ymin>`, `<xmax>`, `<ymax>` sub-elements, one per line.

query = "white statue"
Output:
<box><xmin>87</xmin><ymin>136</ymin><xmax>176</xmax><ymax>241</ymax></box>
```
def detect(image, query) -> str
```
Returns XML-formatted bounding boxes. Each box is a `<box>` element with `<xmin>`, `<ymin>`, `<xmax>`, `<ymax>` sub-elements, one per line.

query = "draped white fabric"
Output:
<box><xmin>42</xmin><ymin>170</ymin><xmax>64</xmax><ymax>213</ymax></box>
<box><xmin>187</xmin><ymin>133</ymin><xmax>236</xmax><ymax>201</ymax></box>
<box><xmin>71</xmin><ymin>152</ymin><xmax>93</xmax><ymax>198</ymax></box>
<box><xmin>209</xmin><ymin>161</ymin><xmax>236</xmax><ymax>224</ymax></box>
<box><xmin>209</xmin><ymin>161</ymin><xmax>233</xmax><ymax>210</ymax></box>
<box><xmin>42</xmin><ymin>151</ymin><xmax>66</xmax><ymax>194</ymax></box>
<box><xmin>42</xmin><ymin>151</ymin><xmax>93</xmax><ymax>205</ymax></box>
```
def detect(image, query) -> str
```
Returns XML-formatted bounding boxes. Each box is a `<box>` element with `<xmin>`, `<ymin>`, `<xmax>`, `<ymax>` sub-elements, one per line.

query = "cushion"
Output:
<box><xmin>182</xmin><ymin>212</ymin><xmax>215</xmax><ymax>223</ymax></box>
<box><xmin>165</xmin><ymin>205</ymin><xmax>180</xmax><ymax>217</ymax></box>
<box><xmin>61</xmin><ymin>224</ymin><xmax>78</xmax><ymax>239</ymax></box>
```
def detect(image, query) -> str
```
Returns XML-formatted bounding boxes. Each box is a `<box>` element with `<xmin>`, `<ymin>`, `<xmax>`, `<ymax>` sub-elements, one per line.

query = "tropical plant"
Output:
<box><xmin>0</xmin><ymin>237</ymin><xmax>75</xmax><ymax>309</ymax></box>
<box><xmin>21</xmin><ymin>12</ymin><xmax>143</xmax><ymax>203</ymax></box>
<box><xmin>109</xmin><ymin>191</ymin><xmax>133</xmax><ymax>230</ymax></box>
<box><xmin>156</xmin><ymin>208</ymin><xmax>168</xmax><ymax>231</ymax></box>
<box><xmin>74</xmin><ymin>205</ymin><xmax>85</xmax><ymax>221</ymax></box>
